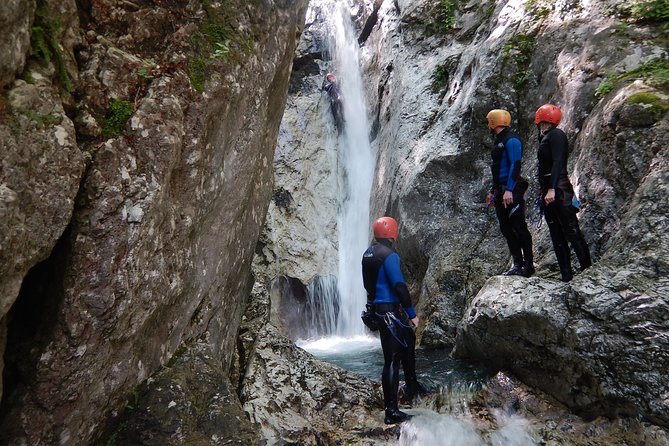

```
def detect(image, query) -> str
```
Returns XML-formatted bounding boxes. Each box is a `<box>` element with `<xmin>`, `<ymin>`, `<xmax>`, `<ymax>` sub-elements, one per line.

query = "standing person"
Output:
<box><xmin>361</xmin><ymin>216</ymin><xmax>421</xmax><ymax>424</ymax></box>
<box><xmin>321</xmin><ymin>72</ymin><xmax>344</xmax><ymax>130</ymax></box>
<box><xmin>534</xmin><ymin>104</ymin><xmax>592</xmax><ymax>282</ymax></box>
<box><xmin>486</xmin><ymin>109</ymin><xmax>535</xmax><ymax>277</ymax></box>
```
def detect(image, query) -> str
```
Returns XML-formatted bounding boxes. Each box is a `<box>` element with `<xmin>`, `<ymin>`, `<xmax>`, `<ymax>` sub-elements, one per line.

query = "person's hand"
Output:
<box><xmin>410</xmin><ymin>316</ymin><xmax>419</xmax><ymax>329</ymax></box>
<box><xmin>502</xmin><ymin>190</ymin><xmax>513</xmax><ymax>208</ymax></box>
<box><xmin>544</xmin><ymin>188</ymin><xmax>556</xmax><ymax>205</ymax></box>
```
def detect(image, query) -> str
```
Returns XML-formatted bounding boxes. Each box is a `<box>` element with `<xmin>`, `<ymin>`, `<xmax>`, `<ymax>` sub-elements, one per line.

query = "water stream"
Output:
<box><xmin>292</xmin><ymin>2</ymin><xmax>538</xmax><ymax>444</ymax></box>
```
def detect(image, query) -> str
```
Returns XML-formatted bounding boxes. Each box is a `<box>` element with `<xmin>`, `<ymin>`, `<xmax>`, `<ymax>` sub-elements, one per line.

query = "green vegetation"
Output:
<box><xmin>101</xmin><ymin>99</ymin><xmax>134</xmax><ymax>138</ymax></box>
<box><xmin>502</xmin><ymin>34</ymin><xmax>536</xmax><ymax>91</ymax></box>
<box><xmin>31</xmin><ymin>0</ymin><xmax>74</xmax><ymax>92</ymax></box>
<box><xmin>616</xmin><ymin>0</ymin><xmax>669</xmax><ymax>27</ymax></box>
<box><xmin>426</xmin><ymin>0</ymin><xmax>460</xmax><ymax>35</ymax></box>
<box><xmin>596</xmin><ymin>58</ymin><xmax>669</xmax><ymax>97</ymax></box>
<box><xmin>432</xmin><ymin>63</ymin><xmax>450</xmax><ymax>93</ymax></box>
<box><xmin>17</xmin><ymin>109</ymin><xmax>62</xmax><ymax>127</ymax></box>
<box><xmin>595</xmin><ymin>74</ymin><xmax>616</xmax><ymax>96</ymax></box>
<box><xmin>186</xmin><ymin>0</ymin><xmax>238</xmax><ymax>92</ymax></box>
<box><xmin>523</xmin><ymin>0</ymin><xmax>552</xmax><ymax>19</ymax></box>
<box><xmin>626</xmin><ymin>91</ymin><xmax>669</xmax><ymax>117</ymax></box>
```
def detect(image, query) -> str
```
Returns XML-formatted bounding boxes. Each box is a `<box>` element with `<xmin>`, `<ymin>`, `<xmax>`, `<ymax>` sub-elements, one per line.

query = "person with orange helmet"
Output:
<box><xmin>534</xmin><ymin>104</ymin><xmax>591</xmax><ymax>282</ymax></box>
<box><xmin>485</xmin><ymin>109</ymin><xmax>534</xmax><ymax>277</ymax></box>
<box><xmin>321</xmin><ymin>72</ymin><xmax>344</xmax><ymax>131</ymax></box>
<box><xmin>361</xmin><ymin>216</ymin><xmax>424</xmax><ymax>424</ymax></box>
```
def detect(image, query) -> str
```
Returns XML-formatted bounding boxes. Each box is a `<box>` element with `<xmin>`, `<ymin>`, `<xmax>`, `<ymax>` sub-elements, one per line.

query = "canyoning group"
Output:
<box><xmin>356</xmin><ymin>103</ymin><xmax>592</xmax><ymax>425</ymax></box>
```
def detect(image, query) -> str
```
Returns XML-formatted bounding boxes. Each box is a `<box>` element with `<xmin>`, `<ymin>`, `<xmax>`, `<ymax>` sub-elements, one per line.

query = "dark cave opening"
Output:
<box><xmin>0</xmin><ymin>225</ymin><xmax>71</xmax><ymax>421</ymax></box>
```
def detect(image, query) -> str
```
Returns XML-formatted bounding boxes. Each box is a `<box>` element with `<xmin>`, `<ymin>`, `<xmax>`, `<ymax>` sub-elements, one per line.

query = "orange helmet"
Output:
<box><xmin>326</xmin><ymin>72</ymin><xmax>336</xmax><ymax>82</ymax></box>
<box><xmin>486</xmin><ymin>109</ymin><xmax>511</xmax><ymax>130</ymax></box>
<box><xmin>534</xmin><ymin>104</ymin><xmax>562</xmax><ymax>125</ymax></box>
<box><xmin>373</xmin><ymin>217</ymin><xmax>398</xmax><ymax>240</ymax></box>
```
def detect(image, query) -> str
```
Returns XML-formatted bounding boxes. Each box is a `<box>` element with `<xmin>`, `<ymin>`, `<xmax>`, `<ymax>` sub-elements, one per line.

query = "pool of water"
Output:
<box><xmin>298</xmin><ymin>335</ymin><xmax>491</xmax><ymax>389</ymax></box>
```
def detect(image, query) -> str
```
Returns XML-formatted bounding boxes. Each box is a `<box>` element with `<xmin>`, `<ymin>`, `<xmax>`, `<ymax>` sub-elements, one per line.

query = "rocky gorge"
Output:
<box><xmin>0</xmin><ymin>0</ymin><xmax>668</xmax><ymax>445</ymax></box>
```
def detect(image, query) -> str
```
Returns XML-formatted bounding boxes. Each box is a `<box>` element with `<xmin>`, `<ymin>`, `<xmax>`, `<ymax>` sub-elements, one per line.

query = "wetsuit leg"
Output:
<box><xmin>495</xmin><ymin>199</ymin><xmax>523</xmax><ymax>266</ymax></box>
<box><xmin>553</xmin><ymin>204</ymin><xmax>592</xmax><ymax>271</ymax></box>
<box><xmin>508</xmin><ymin>196</ymin><xmax>533</xmax><ymax>267</ymax></box>
<box><xmin>379</xmin><ymin>323</ymin><xmax>403</xmax><ymax>411</ymax></box>
<box><xmin>401</xmin><ymin>327</ymin><xmax>427</xmax><ymax>398</ymax></box>
<box><xmin>544</xmin><ymin>203</ymin><xmax>573</xmax><ymax>281</ymax></box>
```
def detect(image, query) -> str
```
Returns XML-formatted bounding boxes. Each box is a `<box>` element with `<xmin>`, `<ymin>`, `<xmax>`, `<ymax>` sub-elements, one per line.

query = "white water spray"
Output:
<box><xmin>327</xmin><ymin>1</ymin><xmax>375</xmax><ymax>337</ymax></box>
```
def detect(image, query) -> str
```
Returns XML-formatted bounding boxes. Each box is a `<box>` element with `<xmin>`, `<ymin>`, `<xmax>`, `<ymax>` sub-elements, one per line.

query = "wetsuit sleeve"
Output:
<box><xmin>549</xmin><ymin>131</ymin><xmax>569</xmax><ymax>189</ymax></box>
<box><xmin>383</xmin><ymin>253</ymin><xmax>417</xmax><ymax>318</ymax></box>
<box><xmin>504</xmin><ymin>137</ymin><xmax>522</xmax><ymax>191</ymax></box>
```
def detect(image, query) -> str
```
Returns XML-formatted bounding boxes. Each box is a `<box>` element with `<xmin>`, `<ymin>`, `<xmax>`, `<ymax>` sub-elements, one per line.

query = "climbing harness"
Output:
<box><xmin>379</xmin><ymin>311</ymin><xmax>412</xmax><ymax>348</ymax></box>
<box><xmin>533</xmin><ymin>190</ymin><xmax>545</xmax><ymax>229</ymax></box>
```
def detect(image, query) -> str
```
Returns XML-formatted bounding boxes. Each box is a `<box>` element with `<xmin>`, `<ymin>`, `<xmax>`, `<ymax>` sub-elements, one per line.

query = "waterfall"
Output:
<box><xmin>328</xmin><ymin>1</ymin><xmax>375</xmax><ymax>337</ymax></box>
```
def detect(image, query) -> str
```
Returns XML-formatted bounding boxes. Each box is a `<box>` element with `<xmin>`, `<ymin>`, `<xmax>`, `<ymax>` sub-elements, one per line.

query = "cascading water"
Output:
<box><xmin>300</xmin><ymin>0</ymin><xmax>375</xmax><ymax>340</ymax></box>
<box><xmin>329</xmin><ymin>2</ymin><xmax>375</xmax><ymax>337</ymax></box>
<box><xmin>294</xmin><ymin>3</ymin><xmax>537</xmax><ymax>444</ymax></box>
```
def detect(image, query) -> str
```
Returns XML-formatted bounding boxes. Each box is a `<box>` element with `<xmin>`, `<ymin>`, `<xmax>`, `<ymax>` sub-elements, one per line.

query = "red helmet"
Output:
<box><xmin>373</xmin><ymin>217</ymin><xmax>398</xmax><ymax>240</ymax></box>
<box><xmin>326</xmin><ymin>72</ymin><xmax>336</xmax><ymax>82</ymax></box>
<box><xmin>534</xmin><ymin>104</ymin><xmax>562</xmax><ymax>125</ymax></box>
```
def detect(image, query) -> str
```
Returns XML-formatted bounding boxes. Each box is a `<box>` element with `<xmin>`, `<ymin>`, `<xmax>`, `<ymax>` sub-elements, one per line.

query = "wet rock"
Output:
<box><xmin>0</xmin><ymin>0</ymin><xmax>309</xmax><ymax>444</ymax></box>
<box><xmin>0</xmin><ymin>0</ymin><xmax>34</xmax><ymax>89</ymax></box>
<box><xmin>240</xmin><ymin>324</ymin><xmax>396</xmax><ymax>445</ymax></box>
<box><xmin>111</xmin><ymin>341</ymin><xmax>261</xmax><ymax>446</ymax></box>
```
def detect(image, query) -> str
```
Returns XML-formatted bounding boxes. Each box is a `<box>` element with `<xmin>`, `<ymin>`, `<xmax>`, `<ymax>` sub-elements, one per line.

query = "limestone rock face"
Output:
<box><xmin>0</xmin><ymin>0</ymin><xmax>34</xmax><ymax>89</ymax></box>
<box><xmin>360</xmin><ymin>0</ymin><xmax>668</xmax><ymax>352</ymax></box>
<box><xmin>112</xmin><ymin>341</ymin><xmax>261</xmax><ymax>446</ymax></box>
<box><xmin>239</xmin><ymin>324</ymin><xmax>394</xmax><ymax>445</ymax></box>
<box><xmin>455</xmin><ymin>71</ymin><xmax>669</xmax><ymax>425</ymax></box>
<box><xmin>0</xmin><ymin>0</ymin><xmax>308</xmax><ymax>444</ymax></box>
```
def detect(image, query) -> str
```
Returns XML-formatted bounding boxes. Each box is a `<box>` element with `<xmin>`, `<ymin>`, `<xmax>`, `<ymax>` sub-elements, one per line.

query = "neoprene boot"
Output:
<box><xmin>384</xmin><ymin>408</ymin><xmax>411</xmax><ymax>424</ymax></box>
<box><xmin>405</xmin><ymin>380</ymin><xmax>429</xmax><ymax>400</ymax></box>
<box><xmin>521</xmin><ymin>262</ymin><xmax>535</xmax><ymax>278</ymax></box>
<box><xmin>503</xmin><ymin>262</ymin><xmax>524</xmax><ymax>276</ymax></box>
<box><xmin>571</xmin><ymin>236</ymin><xmax>592</xmax><ymax>271</ymax></box>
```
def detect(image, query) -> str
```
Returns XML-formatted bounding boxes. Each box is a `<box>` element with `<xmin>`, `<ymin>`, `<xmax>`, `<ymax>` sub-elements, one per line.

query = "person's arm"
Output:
<box><xmin>383</xmin><ymin>253</ymin><xmax>417</xmax><ymax>319</ymax></box>
<box><xmin>503</xmin><ymin>137</ymin><xmax>522</xmax><ymax>207</ymax></box>
<box><xmin>505</xmin><ymin>137</ymin><xmax>522</xmax><ymax>192</ymax></box>
<box><xmin>549</xmin><ymin>131</ymin><xmax>569</xmax><ymax>190</ymax></box>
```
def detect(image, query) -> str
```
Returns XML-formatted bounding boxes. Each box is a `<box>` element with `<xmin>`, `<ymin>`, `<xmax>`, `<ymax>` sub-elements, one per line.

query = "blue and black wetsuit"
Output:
<box><xmin>321</xmin><ymin>79</ymin><xmax>343</xmax><ymax>130</ymax></box>
<box><xmin>537</xmin><ymin>126</ymin><xmax>591</xmax><ymax>281</ymax></box>
<box><xmin>361</xmin><ymin>239</ymin><xmax>420</xmax><ymax>414</ymax></box>
<box><xmin>491</xmin><ymin>128</ymin><xmax>533</xmax><ymax>271</ymax></box>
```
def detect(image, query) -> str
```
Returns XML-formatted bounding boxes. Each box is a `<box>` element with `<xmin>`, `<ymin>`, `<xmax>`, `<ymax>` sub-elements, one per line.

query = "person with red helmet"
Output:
<box><xmin>321</xmin><ymin>72</ymin><xmax>344</xmax><ymax>131</ymax></box>
<box><xmin>534</xmin><ymin>104</ymin><xmax>592</xmax><ymax>282</ymax></box>
<box><xmin>485</xmin><ymin>109</ymin><xmax>534</xmax><ymax>277</ymax></box>
<box><xmin>361</xmin><ymin>216</ymin><xmax>424</xmax><ymax>424</ymax></box>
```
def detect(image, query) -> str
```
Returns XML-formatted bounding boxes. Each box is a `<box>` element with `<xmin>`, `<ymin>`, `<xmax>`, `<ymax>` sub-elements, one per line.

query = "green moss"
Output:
<box><xmin>626</xmin><ymin>91</ymin><xmax>669</xmax><ymax>116</ymax></box>
<box><xmin>431</xmin><ymin>63</ymin><xmax>450</xmax><ymax>93</ymax></box>
<box><xmin>501</xmin><ymin>34</ymin><xmax>536</xmax><ymax>91</ymax></box>
<box><xmin>426</xmin><ymin>0</ymin><xmax>460</xmax><ymax>35</ymax></box>
<box><xmin>616</xmin><ymin>0</ymin><xmax>669</xmax><ymax>28</ymax></box>
<box><xmin>596</xmin><ymin>59</ymin><xmax>669</xmax><ymax>97</ymax></box>
<box><xmin>17</xmin><ymin>109</ymin><xmax>62</xmax><ymax>127</ymax></box>
<box><xmin>595</xmin><ymin>75</ymin><xmax>616</xmax><ymax>96</ymax></box>
<box><xmin>188</xmin><ymin>57</ymin><xmax>207</xmax><ymax>93</ymax></box>
<box><xmin>22</xmin><ymin>71</ymin><xmax>36</xmax><ymax>84</ymax></box>
<box><xmin>30</xmin><ymin>1</ymin><xmax>74</xmax><ymax>93</ymax></box>
<box><xmin>524</xmin><ymin>0</ymin><xmax>552</xmax><ymax>19</ymax></box>
<box><xmin>101</xmin><ymin>99</ymin><xmax>134</xmax><ymax>138</ymax></box>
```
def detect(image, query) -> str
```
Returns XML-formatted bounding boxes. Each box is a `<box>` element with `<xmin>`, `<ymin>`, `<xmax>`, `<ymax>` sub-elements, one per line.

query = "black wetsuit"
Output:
<box><xmin>537</xmin><ymin>126</ymin><xmax>592</xmax><ymax>281</ymax></box>
<box><xmin>361</xmin><ymin>239</ymin><xmax>420</xmax><ymax>417</ymax></box>
<box><xmin>491</xmin><ymin>128</ymin><xmax>533</xmax><ymax>272</ymax></box>
<box><xmin>322</xmin><ymin>79</ymin><xmax>343</xmax><ymax>129</ymax></box>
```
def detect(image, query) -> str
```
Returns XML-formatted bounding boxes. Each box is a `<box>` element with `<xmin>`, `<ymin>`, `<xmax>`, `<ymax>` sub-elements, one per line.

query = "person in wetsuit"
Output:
<box><xmin>534</xmin><ymin>104</ymin><xmax>592</xmax><ymax>282</ymax></box>
<box><xmin>321</xmin><ymin>73</ymin><xmax>344</xmax><ymax>130</ymax></box>
<box><xmin>361</xmin><ymin>216</ymin><xmax>423</xmax><ymax>425</ymax></box>
<box><xmin>486</xmin><ymin>109</ymin><xmax>535</xmax><ymax>277</ymax></box>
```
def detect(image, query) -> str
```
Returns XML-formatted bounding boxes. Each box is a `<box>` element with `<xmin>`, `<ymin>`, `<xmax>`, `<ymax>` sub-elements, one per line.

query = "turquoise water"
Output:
<box><xmin>299</xmin><ymin>335</ymin><xmax>491</xmax><ymax>389</ymax></box>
